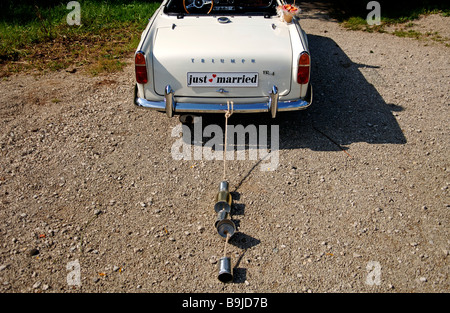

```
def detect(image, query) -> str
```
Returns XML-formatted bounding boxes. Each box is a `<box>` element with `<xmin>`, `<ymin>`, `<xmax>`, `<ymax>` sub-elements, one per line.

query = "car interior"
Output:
<box><xmin>163</xmin><ymin>0</ymin><xmax>277</xmax><ymax>16</ymax></box>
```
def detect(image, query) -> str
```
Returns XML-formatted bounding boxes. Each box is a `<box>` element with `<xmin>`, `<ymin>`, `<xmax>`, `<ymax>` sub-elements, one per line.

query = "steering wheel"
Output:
<box><xmin>183</xmin><ymin>0</ymin><xmax>214</xmax><ymax>14</ymax></box>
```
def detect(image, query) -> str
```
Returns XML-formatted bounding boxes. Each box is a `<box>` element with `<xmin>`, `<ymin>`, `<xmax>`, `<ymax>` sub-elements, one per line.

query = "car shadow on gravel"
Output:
<box><xmin>228</xmin><ymin>232</ymin><xmax>261</xmax><ymax>284</ymax></box>
<box><xmin>277</xmin><ymin>34</ymin><xmax>407</xmax><ymax>152</ymax></box>
<box><xmin>180</xmin><ymin>34</ymin><xmax>406</xmax><ymax>155</ymax></box>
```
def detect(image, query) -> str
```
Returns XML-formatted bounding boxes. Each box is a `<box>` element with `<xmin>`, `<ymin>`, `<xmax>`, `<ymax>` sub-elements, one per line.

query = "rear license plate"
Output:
<box><xmin>187</xmin><ymin>72</ymin><xmax>258</xmax><ymax>87</ymax></box>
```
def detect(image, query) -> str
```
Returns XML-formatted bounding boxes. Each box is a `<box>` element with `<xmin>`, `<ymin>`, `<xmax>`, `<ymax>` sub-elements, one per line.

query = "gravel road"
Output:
<box><xmin>0</xmin><ymin>6</ymin><xmax>448</xmax><ymax>293</ymax></box>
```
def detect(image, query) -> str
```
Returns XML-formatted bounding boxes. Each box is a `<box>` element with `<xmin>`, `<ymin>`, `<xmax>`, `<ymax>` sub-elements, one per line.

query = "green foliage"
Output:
<box><xmin>0</xmin><ymin>1</ymin><xmax>160</xmax><ymax>75</ymax></box>
<box><xmin>331</xmin><ymin>0</ymin><xmax>450</xmax><ymax>21</ymax></box>
<box><xmin>338</xmin><ymin>0</ymin><xmax>450</xmax><ymax>43</ymax></box>
<box><xmin>341</xmin><ymin>16</ymin><xmax>367</xmax><ymax>31</ymax></box>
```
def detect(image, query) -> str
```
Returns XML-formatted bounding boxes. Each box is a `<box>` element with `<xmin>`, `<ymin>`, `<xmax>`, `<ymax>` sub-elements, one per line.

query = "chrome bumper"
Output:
<box><xmin>134</xmin><ymin>84</ymin><xmax>312</xmax><ymax>118</ymax></box>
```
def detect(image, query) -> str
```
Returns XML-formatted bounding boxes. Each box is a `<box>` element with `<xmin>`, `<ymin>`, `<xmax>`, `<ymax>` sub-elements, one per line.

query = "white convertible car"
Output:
<box><xmin>134</xmin><ymin>0</ymin><xmax>312</xmax><ymax>118</ymax></box>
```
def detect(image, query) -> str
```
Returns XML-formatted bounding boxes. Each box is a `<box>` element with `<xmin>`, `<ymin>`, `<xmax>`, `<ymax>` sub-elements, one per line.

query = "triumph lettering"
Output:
<box><xmin>190</xmin><ymin>58</ymin><xmax>255</xmax><ymax>64</ymax></box>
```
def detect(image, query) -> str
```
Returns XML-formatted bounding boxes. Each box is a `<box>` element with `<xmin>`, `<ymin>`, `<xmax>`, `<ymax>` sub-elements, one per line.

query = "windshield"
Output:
<box><xmin>164</xmin><ymin>0</ymin><xmax>277</xmax><ymax>16</ymax></box>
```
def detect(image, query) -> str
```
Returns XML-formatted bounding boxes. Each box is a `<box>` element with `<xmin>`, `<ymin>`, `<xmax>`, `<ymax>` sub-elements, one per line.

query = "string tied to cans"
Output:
<box><xmin>215</xmin><ymin>101</ymin><xmax>236</xmax><ymax>283</ymax></box>
<box><xmin>223</xmin><ymin>100</ymin><xmax>234</xmax><ymax>181</ymax></box>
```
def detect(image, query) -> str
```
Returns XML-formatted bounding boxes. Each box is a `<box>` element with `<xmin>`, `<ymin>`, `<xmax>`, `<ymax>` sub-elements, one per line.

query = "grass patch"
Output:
<box><xmin>336</xmin><ymin>1</ymin><xmax>449</xmax><ymax>44</ymax></box>
<box><xmin>335</xmin><ymin>1</ymin><xmax>449</xmax><ymax>28</ymax></box>
<box><xmin>331</xmin><ymin>0</ymin><xmax>450</xmax><ymax>21</ymax></box>
<box><xmin>341</xmin><ymin>16</ymin><xmax>385</xmax><ymax>33</ymax></box>
<box><xmin>341</xmin><ymin>8</ymin><xmax>450</xmax><ymax>32</ymax></box>
<box><xmin>0</xmin><ymin>0</ymin><xmax>161</xmax><ymax>77</ymax></box>
<box><xmin>341</xmin><ymin>16</ymin><xmax>367</xmax><ymax>31</ymax></box>
<box><xmin>392</xmin><ymin>29</ymin><xmax>422</xmax><ymax>39</ymax></box>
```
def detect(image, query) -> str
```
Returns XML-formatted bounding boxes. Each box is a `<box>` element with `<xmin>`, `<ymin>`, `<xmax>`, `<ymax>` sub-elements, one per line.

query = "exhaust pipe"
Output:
<box><xmin>179</xmin><ymin>114</ymin><xmax>198</xmax><ymax>124</ymax></box>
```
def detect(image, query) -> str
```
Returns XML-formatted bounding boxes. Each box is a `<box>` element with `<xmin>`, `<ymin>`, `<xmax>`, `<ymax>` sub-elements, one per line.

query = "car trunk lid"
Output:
<box><xmin>151</xmin><ymin>17</ymin><xmax>292</xmax><ymax>99</ymax></box>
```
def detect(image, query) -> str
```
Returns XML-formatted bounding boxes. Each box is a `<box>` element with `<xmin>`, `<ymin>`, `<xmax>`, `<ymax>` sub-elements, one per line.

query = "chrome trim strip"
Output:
<box><xmin>135</xmin><ymin>84</ymin><xmax>312</xmax><ymax>117</ymax></box>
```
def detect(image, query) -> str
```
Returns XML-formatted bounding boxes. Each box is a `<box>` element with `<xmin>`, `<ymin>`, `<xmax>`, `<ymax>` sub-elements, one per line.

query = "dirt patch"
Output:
<box><xmin>413</xmin><ymin>14</ymin><xmax>450</xmax><ymax>38</ymax></box>
<box><xmin>385</xmin><ymin>14</ymin><xmax>450</xmax><ymax>45</ymax></box>
<box><xmin>0</xmin><ymin>6</ymin><xmax>448</xmax><ymax>294</ymax></box>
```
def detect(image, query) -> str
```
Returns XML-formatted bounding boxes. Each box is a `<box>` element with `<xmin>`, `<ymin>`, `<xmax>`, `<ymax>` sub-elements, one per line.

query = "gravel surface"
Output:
<box><xmin>0</xmin><ymin>6</ymin><xmax>448</xmax><ymax>293</ymax></box>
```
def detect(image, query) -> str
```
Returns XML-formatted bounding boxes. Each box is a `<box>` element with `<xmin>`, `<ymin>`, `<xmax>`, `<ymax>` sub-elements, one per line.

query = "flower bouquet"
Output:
<box><xmin>277</xmin><ymin>3</ymin><xmax>301</xmax><ymax>23</ymax></box>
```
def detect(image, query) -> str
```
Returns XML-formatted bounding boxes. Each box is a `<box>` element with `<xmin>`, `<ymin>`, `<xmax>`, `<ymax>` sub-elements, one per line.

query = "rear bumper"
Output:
<box><xmin>134</xmin><ymin>84</ymin><xmax>312</xmax><ymax>118</ymax></box>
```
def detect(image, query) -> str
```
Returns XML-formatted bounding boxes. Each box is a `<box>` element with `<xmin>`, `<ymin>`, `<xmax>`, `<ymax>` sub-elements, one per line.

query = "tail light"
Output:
<box><xmin>297</xmin><ymin>52</ymin><xmax>310</xmax><ymax>85</ymax></box>
<box><xmin>135</xmin><ymin>51</ymin><xmax>148</xmax><ymax>84</ymax></box>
